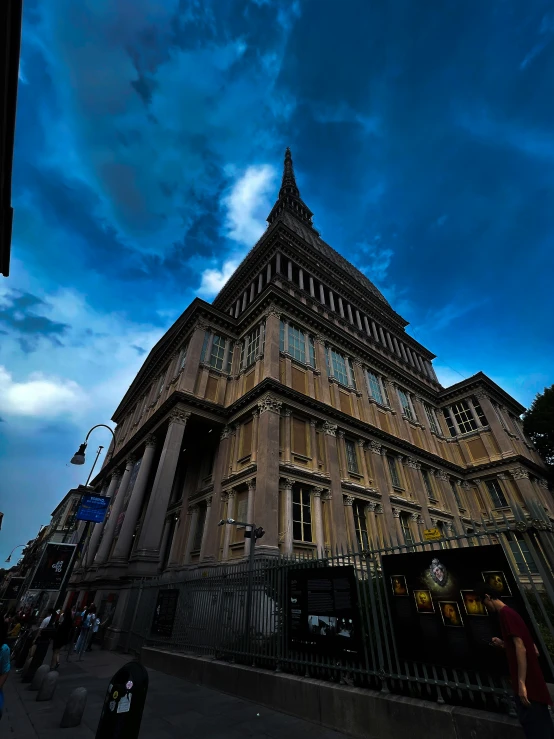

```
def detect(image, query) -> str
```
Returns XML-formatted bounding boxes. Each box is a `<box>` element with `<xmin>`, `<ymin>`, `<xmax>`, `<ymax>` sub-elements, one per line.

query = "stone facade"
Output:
<box><xmin>69</xmin><ymin>149</ymin><xmax>552</xmax><ymax>633</ymax></box>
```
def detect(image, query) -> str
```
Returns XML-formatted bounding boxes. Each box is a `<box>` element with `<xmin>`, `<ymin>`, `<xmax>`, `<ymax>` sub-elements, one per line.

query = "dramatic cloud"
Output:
<box><xmin>0</xmin><ymin>366</ymin><xmax>88</xmax><ymax>419</ymax></box>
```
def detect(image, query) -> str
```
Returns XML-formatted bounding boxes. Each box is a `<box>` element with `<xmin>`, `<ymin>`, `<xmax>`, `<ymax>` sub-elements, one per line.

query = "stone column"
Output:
<box><xmin>366</xmin><ymin>502</ymin><xmax>379</xmax><ymax>548</ymax></box>
<box><xmin>92</xmin><ymin>469</ymin><xmax>126</xmax><ymax>566</ymax></box>
<box><xmin>86</xmin><ymin>478</ymin><xmax>115</xmax><ymax>567</ymax></box>
<box><xmin>133</xmin><ymin>411</ymin><xmax>190</xmax><ymax>563</ymax></box>
<box><xmin>282</xmin><ymin>479</ymin><xmax>294</xmax><ymax>554</ymax></box>
<box><xmin>310</xmin><ymin>420</ymin><xmax>319</xmax><ymax>472</ymax></box>
<box><xmin>263</xmin><ymin>306</ymin><xmax>281</xmax><ymax>381</ymax></box>
<box><xmin>184</xmin><ymin>505</ymin><xmax>200</xmax><ymax>564</ymax></box>
<box><xmin>353</xmin><ymin>360</ymin><xmax>371</xmax><ymax>423</ymax></box>
<box><xmin>312</xmin><ymin>487</ymin><xmax>325</xmax><ymax>557</ymax></box>
<box><xmin>197</xmin><ymin>428</ymin><xmax>232</xmax><ymax>563</ymax></box>
<box><xmin>283</xmin><ymin>408</ymin><xmax>292</xmax><ymax>464</ymax></box>
<box><xmin>180</xmin><ymin>321</ymin><xmax>207</xmax><ymax>394</ymax></box>
<box><xmin>111</xmin><ymin>437</ymin><xmax>158</xmax><ymax>563</ymax></box>
<box><xmin>322</xmin><ymin>422</ymin><xmax>348</xmax><ymax>548</ymax></box>
<box><xmin>314</xmin><ymin>336</ymin><xmax>331</xmax><ymax>404</ymax></box>
<box><xmin>368</xmin><ymin>443</ymin><xmax>398</xmax><ymax>546</ymax></box>
<box><xmin>337</xmin><ymin>430</ymin><xmax>347</xmax><ymax>478</ymax></box>
<box><xmin>435</xmin><ymin>470</ymin><xmax>463</xmax><ymax>534</ymax></box>
<box><xmin>344</xmin><ymin>495</ymin><xmax>357</xmax><ymax>551</ymax></box>
<box><xmin>221</xmin><ymin>492</ymin><xmax>236</xmax><ymax>560</ymax></box>
<box><xmin>508</xmin><ymin>467</ymin><xmax>536</xmax><ymax>508</ymax></box>
<box><xmin>474</xmin><ymin>391</ymin><xmax>514</xmax><ymax>458</ymax></box>
<box><xmin>254</xmin><ymin>394</ymin><xmax>282</xmax><ymax>554</ymax></box>
<box><xmin>392</xmin><ymin>507</ymin><xmax>404</xmax><ymax>546</ymax></box>
<box><xmin>250</xmin><ymin>410</ymin><xmax>259</xmax><ymax>465</ymax></box>
<box><xmin>199</xmin><ymin>496</ymin><xmax>213</xmax><ymax>561</ymax></box>
<box><xmin>244</xmin><ymin>479</ymin><xmax>256</xmax><ymax>555</ymax></box>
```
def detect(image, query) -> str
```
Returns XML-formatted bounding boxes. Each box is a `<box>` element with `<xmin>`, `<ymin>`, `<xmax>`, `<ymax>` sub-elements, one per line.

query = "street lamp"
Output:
<box><xmin>54</xmin><ymin>423</ymin><xmax>116</xmax><ymax>612</ymax></box>
<box><xmin>218</xmin><ymin>518</ymin><xmax>265</xmax><ymax>651</ymax></box>
<box><xmin>5</xmin><ymin>544</ymin><xmax>26</xmax><ymax>563</ymax></box>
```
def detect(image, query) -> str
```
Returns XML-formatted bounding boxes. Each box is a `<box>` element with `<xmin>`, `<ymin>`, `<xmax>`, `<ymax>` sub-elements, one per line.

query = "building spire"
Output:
<box><xmin>267</xmin><ymin>148</ymin><xmax>315</xmax><ymax>229</ymax></box>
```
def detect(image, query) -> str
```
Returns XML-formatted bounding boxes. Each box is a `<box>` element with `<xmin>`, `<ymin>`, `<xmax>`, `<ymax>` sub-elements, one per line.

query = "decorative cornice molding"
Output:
<box><xmin>366</xmin><ymin>501</ymin><xmax>377</xmax><ymax>512</ymax></box>
<box><xmin>312</xmin><ymin>486</ymin><xmax>324</xmax><ymax>498</ymax></box>
<box><xmin>281</xmin><ymin>477</ymin><xmax>294</xmax><ymax>491</ymax></box>
<box><xmin>368</xmin><ymin>441</ymin><xmax>382</xmax><ymax>455</ymax></box>
<box><xmin>509</xmin><ymin>467</ymin><xmax>529</xmax><ymax>480</ymax></box>
<box><xmin>258</xmin><ymin>393</ymin><xmax>283</xmax><ymax>414</ymax></box>
<box><xmin>435</xmin><ymin>470</ymin><xmax>449</xmax><ymax>482</ymax></box>
<box><xmin>344</xmin><ymin>495</ymin><xmax>355</xmax><ymax>506</ymax></box>
<box><xmin>145</xmin><ymin>435</ymin><xmax>157</xmax><ymax>449</ymax></box>
<box><xmin>265</xmin><ymin>304</ymin><xmax>282</xmax><ymax>319</ymax></box>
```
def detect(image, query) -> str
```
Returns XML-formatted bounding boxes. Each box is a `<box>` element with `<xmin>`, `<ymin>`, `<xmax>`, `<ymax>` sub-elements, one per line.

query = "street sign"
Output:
<box><xmin>423</xmin><ymin>527</ymin><xmax>443</xmax><ymax>541</ymax></box>
<box><xmin>76</xmin><ymin>494</ymin><xmax>110</xmax><ymax>523</ymax></box>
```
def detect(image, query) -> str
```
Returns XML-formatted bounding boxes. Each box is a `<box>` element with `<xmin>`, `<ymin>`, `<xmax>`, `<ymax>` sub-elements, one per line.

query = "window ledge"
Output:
<box><xmin>293</xmin><ymin>540</ymin><xmax>317</xmax><ymax>548</ymax></box>
<box><xmin>428</xmin><ymin>497</ymin><xmax>439</xmax><ymax>505</ymax></box>
<box><xmin>237</xmin><ymin>454</ymin><xmax>252</xmax><ymax>464</ymax></box>
<box><xmin>348</xmin><ymin>471</ymin><xmax>363</xmax><ymax>480</ymax></box>
<box><xmin>392</xmin><ymin>485</ymin><xmax>405</xmax><ymax>493</ymax></box>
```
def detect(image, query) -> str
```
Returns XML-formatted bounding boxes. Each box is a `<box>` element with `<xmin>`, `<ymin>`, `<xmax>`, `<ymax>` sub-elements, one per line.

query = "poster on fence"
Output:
<box><xmin>151</xmin><ymin>589</ymin><xmax>179</xmax><ymax>638</ymax></box>
<box><xmin>287</xmin><ymin>565</ymin><xmax>361</xmax><ymax>658</ymax></box>
<box><xmin>30</xmin><ymin>543</ymin><xmax>76</xmax><ymax>591</ymax></box>
<box><xmin>382</xmin><ymin>543</ymin><xmax>550</xmax><ymax>676</ymax></box>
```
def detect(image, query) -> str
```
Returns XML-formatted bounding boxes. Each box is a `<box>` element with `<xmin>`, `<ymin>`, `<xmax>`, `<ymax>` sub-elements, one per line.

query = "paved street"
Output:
<box><xmin>0</xmin><ymin>647</ymin><xmax>354</xmax><ymax>739</ymax></box>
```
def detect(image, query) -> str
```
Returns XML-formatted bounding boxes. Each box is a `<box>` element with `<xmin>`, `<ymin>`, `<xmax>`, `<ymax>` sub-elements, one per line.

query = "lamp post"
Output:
<box><xmin>5</xmin><ymin>544</ymin><xmax>26</xmax><ymax>563</ymax></box>
<box><xmin>218</xmin><ymin>518</ymin><xmax>265</xmax><ymax>651</ymax></box>
<box><xmin>53</xmin><ymin>424</ymin><xmax>116</xmax><ymax>612</ymax></box>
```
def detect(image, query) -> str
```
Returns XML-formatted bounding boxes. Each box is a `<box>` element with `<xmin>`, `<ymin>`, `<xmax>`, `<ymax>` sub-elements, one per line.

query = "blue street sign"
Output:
<box><xmin>76</xmin><ymin>494</ymin><xmax>110</xmax><ymax>523</ymax></box>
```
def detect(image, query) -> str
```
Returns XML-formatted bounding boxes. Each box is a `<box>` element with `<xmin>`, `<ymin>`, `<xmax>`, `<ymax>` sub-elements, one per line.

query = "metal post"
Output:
<box><xmin>53</xmin><ymin>520</ymin><xmax>91</xmax><ymax>612</ymax></box>
<box><xmin>244</xmin><ymin>526</ymin><xmax>257</xmax><ymax>652</ymax></box>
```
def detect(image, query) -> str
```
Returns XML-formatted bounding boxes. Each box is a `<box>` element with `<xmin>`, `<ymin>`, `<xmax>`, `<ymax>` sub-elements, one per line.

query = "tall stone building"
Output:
<box><xmin>73</xmin><ymin>150</ymin><xmax>551</xmax><ymax>632</ymax></box>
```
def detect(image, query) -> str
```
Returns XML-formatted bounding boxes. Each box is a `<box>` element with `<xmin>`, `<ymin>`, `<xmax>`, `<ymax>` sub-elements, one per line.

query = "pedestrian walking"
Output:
<box><xmin>86</xmin><ymin>614</ymin><xmax>101</xmax><ymax>651</ymax></box>
<box><xmin>475</xmin><ymin>583</ymin><xmax>554</xmax><ymax>738</ymax></box>
<box><xmin>0</xmin><ymin>620</ymin><xmax>11</xmax><ymax>721</ymax></box>
<box><xmin>50</xmin><ymin>608</ymin><xmax>73</xmax><ymax>671</ymax></box>
<box><xmin>74</xmin><ymin>605</ymin><xmax>96</xmax><ymax>657</ymax></box>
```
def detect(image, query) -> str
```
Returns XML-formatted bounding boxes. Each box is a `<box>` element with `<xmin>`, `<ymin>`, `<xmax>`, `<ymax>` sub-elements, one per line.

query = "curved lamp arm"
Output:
<box><xmin>5</xmin><ymin>543</ymin><xmax>26</xmax><ymax>563</ymax></box>
<box><xmin>70</xmin><ymin>424</ymin><xmax>116</xmax><ymax>472</ymax></box>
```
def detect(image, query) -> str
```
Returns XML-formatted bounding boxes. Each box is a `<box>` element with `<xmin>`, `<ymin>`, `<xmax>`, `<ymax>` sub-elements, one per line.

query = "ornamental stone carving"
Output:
<box><xmin>474</xmin><ymin>390</ymin><xmax>489</xmax><ymax>400</ymax></box>
<box><xmin>169</xmin><ymin>409</ymin><xmax>191</xmax><ymax>425</ymax></box>
<box><xmin>145</xmin><ymin>435</ymin><xmax>157</xmax><ymax>448</ymax></box>
<box><xmin>392</xmin><ymin>507</ymin><xmax>401</xmax><ymax>518</ymax></box>
<box><xmin>366</xmin><ymin>502</ymin><xmax>377</xmax><ymax>512</ymax></box>
<box><xmin>538</xmin><ymin>479</ymin><xmax>549</xmax><ymax>489</ymax></box>
<box><xmin>251</xmin><ymin>408</ymin><xmax>259</xmax><ymax>419</ymax></box>
<box><xmin>510</xmin><ymin>467</ymin><xmax>530</xmax><ymax>480</ymax></box>
<box><xmin>344</xmin><ymin>495</ymin><xmax>355</xmax><ymax>506</ymax></box>
<box><xmin>226</xmin><ymin>489</ymin><xmax>237</xmax><ymax>500</ymax></box>
<box><xmin>367</xmin><ymin>441</ymin><xmax>381</xmax><ymax>454</ymax></box>
<box><xmin>284</xmin><ymin>408</ymin><xmax>292</xmax><ymax>417</ymax></box>
<box><xmin>281</xmin><ymin>478</ymin><xmax>294</xmax><ymax>491</ymax></box>
<box><xmin>247</xmin><ymin>479</ymin><xmax>256</xmax><ymax>492</ymax></box>
<box><xmin>338</xmin><ymin>429</ymin><xmax>345</xmax><ymax>439</ymax></box>
<box><xmin>310</xmin><ymin>419</ymin><xmax>318</xmax><ymax>428</ymax></box>
<box><xmin>220</xmin><ymin>426</ymin><xmax>232</xmax><ymax>440</ymax></box>
<box><xmin>322</xmin><ymin>421</ymin><xmax>337</xmax><ymax>436</ymax></box>
<box><xmin>405</xmin><ymin>457</ymin><xmax>419</xmax><ymax>469</ymax></box>
<box><xmin>265</xmin><ymin>304</ymin><xmax>282</xmax><ymax>319</ymax></box>
<box><xmin>205</xmin><ymin>496</ymin><xmax>213</xmax><ymax>507</ymax></box>
<box><xmin>435</xmin><ymin>470</ymin><xmax>449</xmax><ymax>482</ymax></box>
<box><xmin>461</xmin><ymin>481</ymin><xmax>471</xmax><ymax>490</ymax></box>
<box><xmin>375</xmin><ymin>504</ymin><xmax>384</xmax><ymax>514</ymax></box>
<box><xmin>357</xmin><ymin>439</ymin><xmax>365</xmax><ymax>447</ymax></box>
<box><xmin>322</xmin><ymin>490</ymin><xmax>332</xmax><ymax>501</ymax></box>
<box><xmin>471</xmin><ymin>478</ymin><xmax>481</xmax><ymax>485</ymax></box>
<box><xmin>258</xmin><ymin>394</ymin><xmax>283</xmax><ymax>414</ymax></box>
<box><xmin>312</xmin><ymin>486</ymin><xmax>324</xmax><ymax>498</ymax></box>
<box><xmin>314</xmin><ymin>334</ymin><xmax>326</xmax><ymax>345</ymax></box>
<box><xmin>125</xmin><ymin>454</ymin><xmax>136</xmax><ymax>466</ymax></box>
<box><xmin>188</xmin><ymin>504</ymin><xmax>198</xmax><ymax>513</ymax></box>
<box><xmin>194</xmin><ymin>319</ymin><xmax>208</xmax><ymax>332</ymax></box>
<box><xmin>112</xmin><ymin>469</ymin><xmax>123</xmax><ymax>482</ymax></box>
<box><xmin>410</xmin><ymin>512</ymin><xmax>419</xmax><ymax>522</ymax></box>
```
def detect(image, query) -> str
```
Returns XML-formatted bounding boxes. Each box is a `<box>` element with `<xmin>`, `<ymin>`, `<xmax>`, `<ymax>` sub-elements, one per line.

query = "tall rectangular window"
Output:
<box><xmin>471</xmin><ymin>396</ymin><xmax>488</xmax><ymax>426</ymax></box>
<box><xmin>329</xmin><ymin>348</ymin><xmax>349</xmax><ymax>386</ymax></box>
<box><xmin>210</xmin><ymin>334</ymin><xmax>226</xmax><ymax>370</ymax></box>
<box><xmin>387</xmin><ymin>456</ymin><xmax>401</xmax><ymax>487</ymax></box>
<box><xmin>156</xmin><ymin>369</ymin><xmax>167</xmax><ymax>398</ymax></box>
<box><xmin>177</xmin><ymin>342</ymin><xmax>188</xmax><ymax>373</ymax></box>
<box><xmin>347</xmin><ymin>358</ymin><xmax>357</xmax><ymax>389</ymax></box>
<box><xmin>353</xmin><ymin>501</ymin><xmax>369</xmax><ymax>550</ymax></box>
<box><xmin>279</xmin><ymin>320</ymin><xmax>285</xmax><ymax>352</ymax></box>
<box><xmin>381</xmin><ymin>379</ymin><xmax>391</xmax><ymax>406</ymax></box>
<box><xmin>344</xmin><ymin>439</ymin><xmax>359</xmax><ymax>474</ymax></box>
<box><xmin>244</xmin><ymin>324</ymin><xmax>262</xmax><ymax>367</ymax></box>
<box><xmin>443</xmin><ymin>409</ymin><xmax>457</xmax><ymax>437</ymax></box>
<box><xmin>193</xmin><ymin>505</ymin><xmax>207</xmax><ymax>550</ymax></box>
<box><xmin>422</xmin><ymin>469</ymin><xmax>434</xmax><ymax>499</ymax></box>
<box><xmin>292</xmin><ymin>487</ymin><xmax>312</xmax><ymax>542</ymax></box>
<box><xmin>367</xmin><ymin>371</ymin><xmax>384</xmax><ymax>405</ymax></box>
<box><xmin>424</xmin><ymin>404</ymin><xmax>439</xmax><ymax>434</ymax></box>
<box><xmin>451</xmin><ymin>399</ymin><xmax>478</xmax><ymax>433</ymax></box>
<box><xmin>397</xmin><ymin>388</ymin><xmax>414</xmax><ymax>421</ymax></box>
<box><xmin>288</xmin><ymin>324</ymin><xmax>306</xmax><ymax>363</ymax></box>
<box><xmin>509</xmin><ymin>534</ymin><xmax>539</xmax><ymax>574</ymax></box>
<box><xmin>400</xmin><ymin>514</ymin><xmax>414</xmax><ymax>547</ymax></box>
<box><xmin>486</xmin><ymin>479</ymin><xmax>508</xmax><ymax>509</ymax></box>
<box><xmin>308</xmin><ymin>336</ymin><xmax>316</xmax><ymax>367</ymax></box>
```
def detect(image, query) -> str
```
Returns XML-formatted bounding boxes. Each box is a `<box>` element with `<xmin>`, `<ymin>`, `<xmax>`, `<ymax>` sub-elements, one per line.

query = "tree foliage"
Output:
<box><xmin>523</xmin><ymin>385</ymin><xmax>554</xmax><ymax>470</ymax></box>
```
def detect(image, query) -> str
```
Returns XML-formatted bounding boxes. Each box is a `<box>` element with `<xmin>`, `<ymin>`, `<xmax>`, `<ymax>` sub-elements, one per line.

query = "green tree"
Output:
<box><xmin>523</xmin><ymin>385</ymin><xmax>554</xmax><ymax>470</ymax></box>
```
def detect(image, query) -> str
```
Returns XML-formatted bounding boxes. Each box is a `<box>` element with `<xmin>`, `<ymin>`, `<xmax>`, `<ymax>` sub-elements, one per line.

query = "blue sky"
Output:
<box><xmin>1</xmin><ymin>0</ymin><xmax>553</xmax><ymax>562</ymax></box>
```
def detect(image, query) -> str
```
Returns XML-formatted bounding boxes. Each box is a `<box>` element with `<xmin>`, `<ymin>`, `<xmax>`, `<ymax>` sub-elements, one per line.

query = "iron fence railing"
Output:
<box><xmin>119</xmin><ymin>501</ymin><xmax>554</xmax><ymax>716</ymax></box>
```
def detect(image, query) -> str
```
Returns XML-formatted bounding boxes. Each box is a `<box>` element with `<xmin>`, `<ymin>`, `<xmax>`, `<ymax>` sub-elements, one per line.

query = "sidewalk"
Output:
<box><xmin>0</xmin><ymin>647</ymin><xmax>354</xmax><ymax>739</ymax></box>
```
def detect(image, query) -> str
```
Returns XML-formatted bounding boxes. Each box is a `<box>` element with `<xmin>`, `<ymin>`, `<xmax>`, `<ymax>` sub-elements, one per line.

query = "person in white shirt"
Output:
<box><xmin>39</xmin><ymin>609</ymin><xmax>54</xmax><ymax>631</ymax></box>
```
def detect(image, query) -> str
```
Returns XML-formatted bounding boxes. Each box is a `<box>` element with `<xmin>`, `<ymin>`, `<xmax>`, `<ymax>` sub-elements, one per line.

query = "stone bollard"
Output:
<box><xmin>60</xmin><ymin>687</ymin><xmax>87</xmax><ymax>728</ymax></box>
<box><xmin>37</xmin><ymin>670</ymin><xmax>59</xmax><ymax>701</ymax></box>
<box><xmin>30</xmin><ymin>664</ymin><xmax>50</xmax><ymax>691</ymax></box>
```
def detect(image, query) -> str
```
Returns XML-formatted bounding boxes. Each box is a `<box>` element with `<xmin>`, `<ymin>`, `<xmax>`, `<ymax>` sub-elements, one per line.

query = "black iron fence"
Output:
<box><xmin>119</xmin><ymin>502</ymin><xmax>554</xmax><ymax>716</ymax></box>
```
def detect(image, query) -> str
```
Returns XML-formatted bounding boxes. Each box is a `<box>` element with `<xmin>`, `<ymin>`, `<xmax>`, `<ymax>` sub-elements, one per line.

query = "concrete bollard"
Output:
<box><xmin>37</xmin><ymin>670</ymin><xmax>59</xmax><ymax>701</ymax></box>
<box><xmin>60</xmin><ymin>687</ymin><xmax>87</xmax><ymax>728</ymax></box>
<box><xmin>30</xmin><ymin>664</ymin><xmax>50</xmax><ymax>691</ymax></box>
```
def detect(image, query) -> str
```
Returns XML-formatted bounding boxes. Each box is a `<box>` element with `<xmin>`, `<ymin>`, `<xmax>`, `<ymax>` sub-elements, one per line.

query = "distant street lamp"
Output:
<box><xmin>5</xmin><ymin>543</ymin><xmax>26</xmax><ymax>563</ymax></box>
<box><xmin>218</xmin><ymin>518</ymin><xmax>265</xmax><ymax>650</ymax></box>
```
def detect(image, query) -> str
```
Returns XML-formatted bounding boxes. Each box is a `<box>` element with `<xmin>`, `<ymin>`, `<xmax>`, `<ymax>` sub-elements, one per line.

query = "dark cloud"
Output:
<box><xmin>0</xmin><ymin>290</ymin><xmax>70</xmax><ymax>351</ymax></box>
<box><xmin>131</xmin><ymin>345</ymin><xmax>147</xmax><ymax>356</ymax></box>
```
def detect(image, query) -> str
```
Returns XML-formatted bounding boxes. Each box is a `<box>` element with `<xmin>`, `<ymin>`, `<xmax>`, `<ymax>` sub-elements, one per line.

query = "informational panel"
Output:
<box><xmin>30</xmin><ymin>543</ymin><xmax>76</xmax><ymax>591</ymax></box>
<box><xmin>382</xmin><ymin>544</ymin><xmax>549</xmax><ymax>676</ymax></box>
<box><xmin>76</xmin><ymin>494</ymin><xmax>110</xmax><ymax>523</ymax></box>
<box><xmin>151</xmin><ymin>589</ymin><xmax>179</xmax><ymax>637</ymax></box>
<box><xmin>96</xmin><ymin>661</ymin><xmax>149</xmax><ymax>739</ymax></box>
<box><xmin>287</xmin><ymin>566</ymin><xmax>361</xmax><ymax>658</ymax></box>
